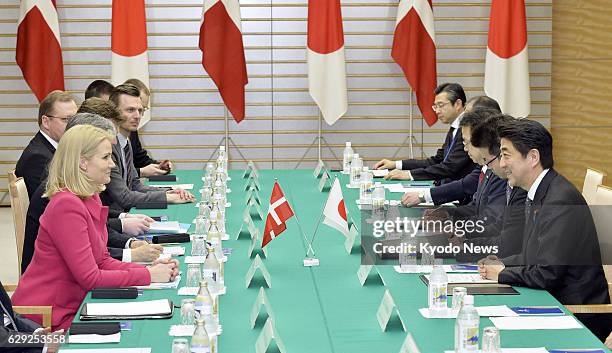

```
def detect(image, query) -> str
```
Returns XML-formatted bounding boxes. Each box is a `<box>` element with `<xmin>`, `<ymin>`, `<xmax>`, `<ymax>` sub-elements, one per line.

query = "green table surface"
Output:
<box><xmin>61</xmin><ymin>169</ymin><xmax>610</xmax><ymax>353</ymax></box>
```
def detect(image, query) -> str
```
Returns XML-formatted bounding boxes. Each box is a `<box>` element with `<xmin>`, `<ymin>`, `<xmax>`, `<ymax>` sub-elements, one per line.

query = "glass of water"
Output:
<box><xmin>452</xmin><ymin>287</ymin><xmax>467</xmax><ymax>310</ymax></box>
<box><xmin>172</xmin><ymin>338</ymin><xmax>190</xmax><ymax>353</ymax></box>
<box><xmin>481</xmin><ymin>326</ymin><xmax>501</xmax><ymax>353</ymax></box>
<box><xmin>180</xmin><ymin>299</ymin><xmax>196</xmax><ymax>325</ymax></box>
<box><xmin>191</xmin><ymin>233</ymin><xmax>206</xmax><ymax>256</ymax></box>
<box><xmin>186</xmin><ymin>264</ymin><xmax>202</xmax><ymax>288</ymax></box>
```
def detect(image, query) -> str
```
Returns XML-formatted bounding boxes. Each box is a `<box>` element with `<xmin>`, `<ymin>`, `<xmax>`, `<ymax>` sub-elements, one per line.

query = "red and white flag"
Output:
<box><xmin>16</xmin><ymin>0</ymin><xmax>65</xmax><ymax>102</ymax></box>
<box><xmin>322</xmin><ymin>178</ymin><xmax>349</xmax><ymax>237</ymax></box>
<box><xmin>200</xmin><ymin>0</ymin><xmax>248</xmax><ymax>123</ymax></box>
<box><xmin>307</xmin><ymin>0</ymin><xmax>347</xmax><ymax>125</ymax></box>
<box><xmin>484</xmin><ymin>0</ymin><xmax>530</xmax><ymax>118</ymax></box>
<box><xmin>111</xmin><ymin>0</ymin><xmax>151</xmax><ymax>127</ymax></box>
<box><xmin>262</xmin><ymin>182</ymin><xmax>295</xmax><ymax>248</ymax></box>
<box><xmin>392</xmin><ymin>0</ymin><xmax>438</xmax><ymax>126</ymax></box>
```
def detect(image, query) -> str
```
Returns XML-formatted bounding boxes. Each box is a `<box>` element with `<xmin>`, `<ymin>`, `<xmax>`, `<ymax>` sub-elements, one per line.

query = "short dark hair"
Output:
<box><xmin>84</xmin><ymin>80</ymin><xmax>115</xmax><ymax>100</ymax></box>
<box><xmin>124</xmin><ymin>78</ymin><xmax>150</xmax><ymax>96</ymax></box>
<box><xmin>434</xmin><ymin>83</ymin><xmax>466</xmax><ymax>107</ymax></box>
<box><xmin>109</xmin><ymin>83</ymin><xmax>141</xmax><ymax>108</ymax></box>
<box><xmin>78</xmin><ymin>97</ymin><xmax>124</xmax><ymax>125</ymax></box>
<box><xmin>459</xmin><ymin>108</ymin><xmax>500</xmax><ymax>129</ymax></box>
<box><xmin>466</xmin><ymin>95</ymin><xmax>501</xmax><ymax>113</ymax></box>
<box><xmin>471</xmin><ymin>114</ymin><xmax>514</xmax><ymax>156</ymax></box>
<box><xmin>498</xmin><ymin>119</ymin><xmax>554</xmax><ymax>169</ymax></box>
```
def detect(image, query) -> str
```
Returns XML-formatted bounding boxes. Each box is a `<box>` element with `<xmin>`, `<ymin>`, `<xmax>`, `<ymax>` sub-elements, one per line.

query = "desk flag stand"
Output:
<box><xmin>295</xmin><ymin>111</ymin><xmax>342</xmax><ymax>169</ymax></box>
<box><xmin>206</xmin><ymin>107</ymin><xmax>251</xmax><ymax>167</ymax></box>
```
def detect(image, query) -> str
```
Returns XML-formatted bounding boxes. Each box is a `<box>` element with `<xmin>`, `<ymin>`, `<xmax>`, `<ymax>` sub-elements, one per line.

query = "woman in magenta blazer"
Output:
<box><xmin>12</xmin><ymin>125</ymin><xmax>178</xmax><ymax>330</ymax></box>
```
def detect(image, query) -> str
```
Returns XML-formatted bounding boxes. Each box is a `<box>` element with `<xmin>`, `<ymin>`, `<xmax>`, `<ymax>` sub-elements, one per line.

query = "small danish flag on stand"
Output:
<box><xmin>262</xmin><ymin>182</ymin><xmax>295</xmax><ymax>248</ymax></box>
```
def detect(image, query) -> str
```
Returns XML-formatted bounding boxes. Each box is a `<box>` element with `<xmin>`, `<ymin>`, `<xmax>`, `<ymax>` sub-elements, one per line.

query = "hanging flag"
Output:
<box><xmin>200</xmin><ymin>0</ymin><xmax>248</xmax><ymax>123</ymax></box>
<box><xmin>111</xmin><ymin>0</ymin><xmax>151</xmax><ymax>127</ymax></box>
<box><xmin>262</xmin><ymin>182</ymin><xmax>295</xmax><ymax>248</ymax></box>
<box><xmin>16</xmin><ymin>0</ymin><xmax>65</xmax><ymax>102</ymax></box>
<box><xmin>484</xmin><ymin>0</ymin><xmax>530</xmax><ymax>118</ymax></box>
<box><xmin>322</xmin><ymin>178</ymin><xmax>349</xmax><ymax>237</ymax></box>
<box><xmin>392</xmin><ymin>0</ymin><xmax>438</xmax><ymax>126</ymax></box>
<box><xmin>307</xmin><ymin>0</ymin><xmax>348</xmax><ymax>125</ymax></box>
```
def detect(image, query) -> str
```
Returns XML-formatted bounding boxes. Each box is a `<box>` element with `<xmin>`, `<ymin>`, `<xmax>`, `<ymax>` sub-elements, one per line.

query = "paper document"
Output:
<box><xmin>148</xmin><ymin>221</ymin><xmax>180</xmax><ymax>234</ymax></box>
<box><xmin>151</xmin><ymin>184</ymin><xmax>193</xmax><ymax>190</ymax></box>
<box><xmin>424</xmin><ymin>273</ymin><xmax>496</xmax><ymax>284</ymax></box>
<box><xmin>419</xmin><ymin>306</ymin><xmax>518</xmax><ymax>319</ymax></box>
<box><xmin>383</xmin><ymin>184</ymin><xmax>430</xmax><ymax>194</ymax></box>
<box><xmin>491</xmin><ymin>316</ymin><xmax>583</xmax><ymax>330</ymax></box>
<box><xmin>372</xmin><ymin>169</ymin><xmax>389</xmax><ymax>177</ymax></box>
<box><xmin>59</xmin><ymin>349</ymin><xmax>151</xmax><ymax>353</ymax></box>
<box><xmin>136</xmin><ymin>275</ymin><xmax>181</xmax><ymax>290</ymax></box>
<box><xmin>68</xmin><ymin>332</ymin><xmax>121</xmax><ymax>344</ymax></box>
<box><xmin>86</xmin><ymin>299</ymin><xmax>171</xmax><ymax>316</ymax></box>
<box><xmin>169</xmin><ymin>324</ymin><xmax>222</xmax><ymax>337</ymax></box>
<box><xmin>445</xmin><ymin>349</ymin><xmax>548</xmax><ymax>353</ymax></box>
<box><xmin>163</xmin><ymin>246</ymin><xmax>185</xmax><ymax>256</ymax></box>
<box><xmin>395</xmin><ymin>265</ymin><xmax>478</xmax><ymax>274</ymax></box>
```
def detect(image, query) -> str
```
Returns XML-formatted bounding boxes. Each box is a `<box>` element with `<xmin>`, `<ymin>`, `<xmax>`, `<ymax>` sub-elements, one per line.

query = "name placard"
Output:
<box><xmin>255</xmin><ymin>318</ymin><xmax>286</xmax><ymax>353</ymax></box>
<box><xmin>344</xmin><ymin>224</ymin><xmax>359</xmax><ymax>254</ymax></box>
<box><xmin>399</xmin><ymin>333</ymin><xmax>420</xmax><ymax>353</ymax></box>
<box><xmin>376</xmin><ymin>289</ymin><xmax>406</xmax><ymax>332</ymax></box>
<box><xmin>250</xmin><ymin>287</ymin><xmax>276</xmax><ymax>329</ymax></box>
<box><xmin>245</xmin><ymin>254</ymin><xmax>272</xmax><ymax>288</ymax></box>
<box><xmin>318</xmin><ymin>171</ymin><xmax>331</xmax><ymax>192</ymax></box>
<box><xmin>313</xmin><ymin>160</ymin><xmax>326</xmax><ymax>178</ymax></box>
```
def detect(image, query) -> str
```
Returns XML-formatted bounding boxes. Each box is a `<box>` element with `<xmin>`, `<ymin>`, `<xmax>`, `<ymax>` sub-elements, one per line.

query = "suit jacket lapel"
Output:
<box><xmin>521</xmin><ymin>169</ymin><xmax>558</xmax><ymax>256</ymax></box>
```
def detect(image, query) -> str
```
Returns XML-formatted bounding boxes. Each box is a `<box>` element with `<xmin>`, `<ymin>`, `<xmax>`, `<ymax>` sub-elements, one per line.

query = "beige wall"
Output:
<box><xmin>552</xmin><ymin>0</ymin><xmax>612</xmax><ymax>187</ymax></box>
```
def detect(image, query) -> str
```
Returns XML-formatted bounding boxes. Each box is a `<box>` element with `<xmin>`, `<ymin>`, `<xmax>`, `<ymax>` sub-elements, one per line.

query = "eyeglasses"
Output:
<box><xmin>45</xmin><ymin>115</ymin><xmax>70</xmax><ymax>123</ymax></box>
<box><xmin>485</xmin><ymin>153</ymin><xmax>501</xmax><ymax>166</ymax></box>
<box><xmin>431</xmin><ymin>101</ymin><xmax>450</xmax><ymax>111</ymax></box>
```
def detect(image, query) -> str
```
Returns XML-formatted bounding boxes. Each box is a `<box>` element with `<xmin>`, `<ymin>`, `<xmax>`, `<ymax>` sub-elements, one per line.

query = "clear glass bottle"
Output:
<box><xmin>428</xmin><ymin>263</ymin><xmax>448</xmax><ymax>315</ymax></box>
<box><xmin>455</xmin><ymin>295</ymin><xmax>479</xmax><ymax>352</ymax></box>
<box><xmin>202</xmin><ymin>245</ymin><xmax>221</xmax><ymax>283</ymax></box>
<box><xmin>207</xmin><ymin>217</ymin><xmax>221</xmax><ymax>243</ymax></box>
<box><xmin>194</xmin><ymin>280</ymin><xmax>213</xmax><ymax>318</ymax></box>
<box><xmin>349</xmin><ymin>153</ymin><xmax>362</xmax><ymax>187</ymax></box>
<box><xmin>190</xmin><ymin>318</ymin><xmax>211</xmax><ymax>353</ymax></box>
<box><xmin>359</xmin><ymin>166</ymin><xmax>374</xmax><ymax>202</ymax></box>
<box><xmin>342</xmin><ymin>142</ymin><xmax>353</xmax><ymax>174</ymax></box>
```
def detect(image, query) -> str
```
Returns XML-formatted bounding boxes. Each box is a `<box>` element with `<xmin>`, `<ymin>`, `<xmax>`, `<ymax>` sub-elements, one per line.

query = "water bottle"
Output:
<box><xmin>217</xmin><ymin>146</ymin><xmax>227</xmax><ymax>171</ymax></box>
<box><xmin>202</xmin><ymin>245</ymin><xmax>221</xmax><ymax>283</ymax></box>
<box><xmin>371</xmin><ymin>182</ymin><xmax>385</xmax><ymax>213</ymax></box>
<box><xmin>207</xmin><ymin>218</ymin><xmax>221</xmax><ymax>243</ymax></box>
<box><xmin>455</xmin><ymin>295</ymin><xmax>479</xmax><ymax>352</ymax></box>
<box><xmin>194</xmin><ymin>280</ymin><xmax>213</xmax><ymax>318</ymax></box>
<box><xmin>359</xmin><ymin>166</ymin><xmax>374</xmax><ymax>203</ymax></box>
<box><xmin>342</xmin><ymin>142</ymin><xmax>353</xmax><ymax>174</ymax></box>
<box><xmin>428</xmin><ymin>263</ymin><xmax>448</xmax><ymax>315</ymax></box>
<box><xmin>349</xmin><ymin>153</ymin><xmax>362</xmax><ymax>187</ymax></box>
<box><xmin>190</xmin><ymin>318</ymin><xmax>211</xmax><ymax>353</ymax></box>
<box><xmin>205</xmin><ymin>162</ymin><xmax>215</xmax><ymax>177</ymax></box>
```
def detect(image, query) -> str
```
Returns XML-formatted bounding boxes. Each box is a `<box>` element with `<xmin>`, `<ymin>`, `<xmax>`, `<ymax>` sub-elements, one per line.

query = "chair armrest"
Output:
<box><xmin>565</xmin><ymin>304</ymin><xmax>612</xmax><ymax>314</ymax></box>
<box><xmin>13</xmin><ymin>306</ymin><xmax>52</xmax><ymax>328</ymax></box>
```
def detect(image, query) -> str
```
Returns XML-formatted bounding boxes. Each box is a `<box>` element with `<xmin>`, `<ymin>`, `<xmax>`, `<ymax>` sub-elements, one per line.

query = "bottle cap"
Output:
<box><xmin>354</xmin><ymin>153</ymin><xmax>359</xmax><ymax>158</ymax></box>
<box><xmin>346</xmin><ymin>142</ymin><xmax>351</xmax><ymax>147</ymax></box>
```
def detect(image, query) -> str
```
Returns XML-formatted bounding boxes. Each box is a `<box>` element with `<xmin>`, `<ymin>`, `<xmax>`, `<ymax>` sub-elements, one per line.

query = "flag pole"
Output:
<box><xmin>281</xmin><ymin>178</ymin><xmax>320</xmax><ymax>264</ymax></box>
<box><xmin>318</xmin><ymin>110</ymin><xmax>322</xmax><ymax>162</ymax></box>
<box><xmin>224</xmin><ymin>107</ymin><xmax>229</xmax><ymax>164</ymax></box>
<box><xmin>409</xmin><ymin>88</ymin><xmax>414</xmax><ymax>159</ymax></box>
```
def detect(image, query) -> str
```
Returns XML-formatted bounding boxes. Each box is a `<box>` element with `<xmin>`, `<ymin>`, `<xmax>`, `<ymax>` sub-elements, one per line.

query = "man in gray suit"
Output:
<box><xmin>102</xmin><ymin>84</ymin><xmax>194</xmax><ymax>212</ymax></box>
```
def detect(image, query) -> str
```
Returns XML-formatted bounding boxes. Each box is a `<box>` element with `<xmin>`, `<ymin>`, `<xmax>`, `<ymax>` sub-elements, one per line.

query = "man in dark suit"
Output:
<box><xmin>375</xmin><ymin>83</ymin><xmax>476</xmax><ymax>183</ymax></box>
<box><xmin>15</xmin><ymin>91</ymin><xmax>77</xmax><ymax>198</ymax></box>
<box><xmin>0</xmin><ymin>280</ymin><xmax>43</xmax><ymax>352</ymax></box>
<box><xmin>480</xmin><ymin>119</ymin><xmax>610</xmax><ymax>340</ymax></box>
<box><xmin>401</xmin><ymin>96</ymin><xmax>502</xmax><ymax>206</ymax></box>
<box><xmin>102</xmin><ymin>84</ymin><xmax>194</xmax><ymax>213</ymax></box>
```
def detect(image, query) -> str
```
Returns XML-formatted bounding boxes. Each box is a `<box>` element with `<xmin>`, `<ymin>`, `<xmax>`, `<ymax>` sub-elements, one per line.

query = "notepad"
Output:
<box><xmin>85</xmin><ymin>299</ymin><xmax>172</xmax><ymax>317</ymax></box>
<box><xmin>150</xmin><ymin>183</ymin><xmax>194</xmax><ymax>190</ymax></box>
<box><xmin>445</xmin><ymin>348</ymin><xmax>548</xmax><ymax>353</ymax></box>
<box><xmin>419</xmin><ymin>305</ymin><xmax>518</xmax><ymax>319</ymax></box>
<box><xmin>424</xmin><ymin>273</ymin><xmax>497</xmax><ymax>284</ymax></box>
<box><xmin>147</xmin><ymin>221</ymin><xmax>181</xmax><ymax>234</ymax></box>
<box><xmin>162</xmin><ymin>246</ymin><xmax>185</xmax><ymax>256</ymax></box>
<box><xmin>136</xmin><ymin>275</ymin><xmax>181</xmax><ymax>290</ymax></box>
<box><xmin>372</xmin><ymin>169</ymin><xmax>389</xmax><ymax>177</ymax></box>
<box><xmin>68</xmin><ymin>332</ymin><xmax>121</xmax><ymax>344</ymax></box>
<box><xmin>490</xmin><ymin>316</ymin><xmax>583</xmax><ymax>330</ymax></box>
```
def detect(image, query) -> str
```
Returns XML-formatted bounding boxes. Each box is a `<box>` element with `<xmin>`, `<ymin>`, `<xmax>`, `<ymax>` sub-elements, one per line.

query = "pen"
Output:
<box><xmin>404</xmin><ymin>183</ymin><xmax>430</xmax><ymax>187</ymax></box>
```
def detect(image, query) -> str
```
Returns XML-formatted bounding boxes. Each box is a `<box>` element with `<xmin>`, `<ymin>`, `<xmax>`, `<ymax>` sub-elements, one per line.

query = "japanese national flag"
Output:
<box><xmin>322</xmin><ymin>178</ymin><xmax>349</xmax><ymax>237</ymax></box>
<box><xmin>262</xmin><ymin>182</ymin><xmax>295</xmax><ymax>248</ymax></box>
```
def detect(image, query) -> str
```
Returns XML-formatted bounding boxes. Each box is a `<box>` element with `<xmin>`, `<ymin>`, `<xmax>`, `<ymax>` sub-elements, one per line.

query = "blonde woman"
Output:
<box><xmin>12</xmin><ymin>125</ymin><xmax>178</xmax><ymax>330</ymax></box>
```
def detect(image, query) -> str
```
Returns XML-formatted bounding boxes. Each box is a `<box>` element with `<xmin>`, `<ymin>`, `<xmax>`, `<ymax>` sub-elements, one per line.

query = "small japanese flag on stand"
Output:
<box><xmin>322</xmin><ymin>178</ymin><xmax>349</xmax><ymax>237</ymax></box>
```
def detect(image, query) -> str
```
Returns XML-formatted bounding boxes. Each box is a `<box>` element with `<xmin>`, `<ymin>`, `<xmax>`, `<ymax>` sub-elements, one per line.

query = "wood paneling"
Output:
<box><xmin>552</xmin><ymin>0</ymin><xmax>612</xmax><ymax>187</ymax></box>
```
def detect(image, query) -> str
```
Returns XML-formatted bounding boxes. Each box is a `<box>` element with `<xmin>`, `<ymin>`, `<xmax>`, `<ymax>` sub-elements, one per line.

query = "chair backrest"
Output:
<box><xmin>8</xmin><ymin>169</ymin><xmax>17</xmax><ymax>184</ymax></box>
<box><xmin>8</xmin><ymin>176</ymin><xmax>29</xmax><ymax>274</ymax></box>
<box><xmin>594</xmin><ymin>184</ymin><xmax>612</xmax><ymax>205</ymax></box>
<box><xmin>582</xmin><ymin>168</ymin><xmax>606</xmax><ymax>205</ymax></box>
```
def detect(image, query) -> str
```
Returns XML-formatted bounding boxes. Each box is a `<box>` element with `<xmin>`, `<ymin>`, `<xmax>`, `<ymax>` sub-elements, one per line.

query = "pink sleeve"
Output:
<box><xmin>47</xmin><ymin>196</ymin><xmax>151</xmax><ymax>289</ymax></box>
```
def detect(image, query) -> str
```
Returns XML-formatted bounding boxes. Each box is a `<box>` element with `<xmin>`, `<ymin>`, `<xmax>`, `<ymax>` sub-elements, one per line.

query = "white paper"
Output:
<box><xmin>444</xmin><ymin>349</ymin><xmax>548</xmax><ymax>353</ymax></box>
<box><xmin>136</xmin><ymin>275</ymin><xmax>181</xmax><ymax>290</ymax></box>
<box><xmin>372</xmin><ymin>169</ymin><xmax>389</xmax><ymax>177</ymax></box>
<box><xmin>178</xmin><ymin>286</ymin><xmax>227</xmax><ymax>296</ymax></box>
<box><xmin>394</xmin><ymin>265</ymin><xmax>478</xmax><ymax>274</ymax></box>
<box><xmin>491</xmin><ymin>316</ymin><xmax>583</xmax><ymax>330</ymax></box>
<box><xmin>147</xmin><ymin>221</ymin><xmax>181</xmax><ymax>234</ymax></box>
<box><xmin>152</xmin><ymin>184</ymin><xmax>194</xmax><ymax>190</ymax></box>
<box><xmin>68</xmin><ymin>332</ymin><xmax>121</xmax><ymax>344</ymax></box>
<box><xmin>163</xmin><ymin>246</ymin><xmax>185</xmax><ymax>256</ymax></box>
<box><xmin>169</xmin><ymin>324</ymin><xmax>222</xmax><ymax>337</ymax></box>
<box><xmin>419</xmin><ymin>306</ymin><xmax>517</xmax><ymax>319</ymax></box>
<box><xmin>59</xmin><ymin>349</ymin><xmax>151</xmax><ymax>353</ymax></box>
<box><xmin>424</xmin><ymin>273</ymin><xmax>496</xmax><ymax>284</ymax></box>
<box><xmin>383</xmin><ymin>184</ymin><xmax>430</xmax><ymax>194</ymax></box>
<box><xmin>86</xmin><ymin>299</ymin><xmax>171</xmax><ymax>316</ymax></box>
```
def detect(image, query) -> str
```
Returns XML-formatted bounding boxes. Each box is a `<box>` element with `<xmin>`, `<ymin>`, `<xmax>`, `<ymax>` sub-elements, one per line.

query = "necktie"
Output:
<box><xmin>479</xmin><ymin>171</ymin><xmax>485</xmax><ymax>184</ymax></box>
<box><xmin>505</xmin><ymin>185</ymin><xmax>512</xmax><ymax>205</ymax></box>
<box><xmin>123</xmin><ymin>141</ymin><xmax>134</xmax><ymax>188</ymax></box>
<box><xmin>443</xmin><ymin>127</ymin><xmax>456</xmax><ymax>162</ymax></box>
<box><xmin>525</xmin><ymin>198</ymin><xmax>533</xmax><ymax>227</ymax></box>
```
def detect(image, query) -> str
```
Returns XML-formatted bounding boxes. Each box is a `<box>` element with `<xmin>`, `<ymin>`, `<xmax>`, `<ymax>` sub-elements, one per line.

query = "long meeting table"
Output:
<box><xmin>61</xmin><ymin>169</ymin><xmax>611</xmax><ymax>352</ymax></box>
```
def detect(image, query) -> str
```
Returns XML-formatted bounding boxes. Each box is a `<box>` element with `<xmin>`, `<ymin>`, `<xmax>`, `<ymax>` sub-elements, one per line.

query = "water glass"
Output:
<box><xmin>452</xmin><ymin>287</ymin><xmax>467</xmax><ymax>310</ymax></box>
<box><xmin>180</xmin><ymin>299</ymin><xmax>196</xmax><ymax>325</ymax></box>
<box><xmin>481</xmin><ymin>326</ymin><xmax>501</xmax><ymax>352</ymax></box>
<box><xmin>420</xmin><ymin>249</ymin><xmax>435</xmax><ymax>268</ymax></box>
<box><xmin>186</xmin><ymin>264</ymin><xmax>202</xmax><ymax>288</ymax></box>
<box><xmin>191</xmin><ymin>234</ymin><xmax>207</xmax><ymax>256</ymax></box>
<box><xmin>172</xmin><ymin>338</ymin><xmax>190</xmax><ymax>353</ymax></box>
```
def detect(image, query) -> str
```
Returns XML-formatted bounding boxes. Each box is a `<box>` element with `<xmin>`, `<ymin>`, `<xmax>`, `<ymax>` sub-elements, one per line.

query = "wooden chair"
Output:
<box><xmin>2</xmin><ymin>284</ymin><xmax>52</xmax><ymax>328</ymax></box>
<box><xmin>8</xmin><ymin>169</ymin><xmax>17</xmax><ymax>184</ymax></box>
<box><xmin>594</xmin><ymin>184</ymin><xmax>612</xmax><ymax>205</ymax></box>
<box><xmin>8</xmin><ymin>175</ymin><xmax>29</xmax><ymax>273</ymax></box>
<box><xmin>582</xmin><ymin>168</ymin><xmax>606</xmax><ymax>205</ymax></box>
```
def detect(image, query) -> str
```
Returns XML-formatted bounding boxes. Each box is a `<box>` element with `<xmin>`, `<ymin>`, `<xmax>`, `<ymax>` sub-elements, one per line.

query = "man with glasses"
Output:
<box><xmin>102</xmin><ymin>84</ymin><xmax>194</xmax><ymax>213</ymax></box>
<box><xmin>375</xmin><ymin>83</ymin><xmax>475</xmax><ymax>184</ymax></box>
<box><xmin>15</xmin><ymin>90</ymin><xmax>77</xmax><ymax>198</ymax></box>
